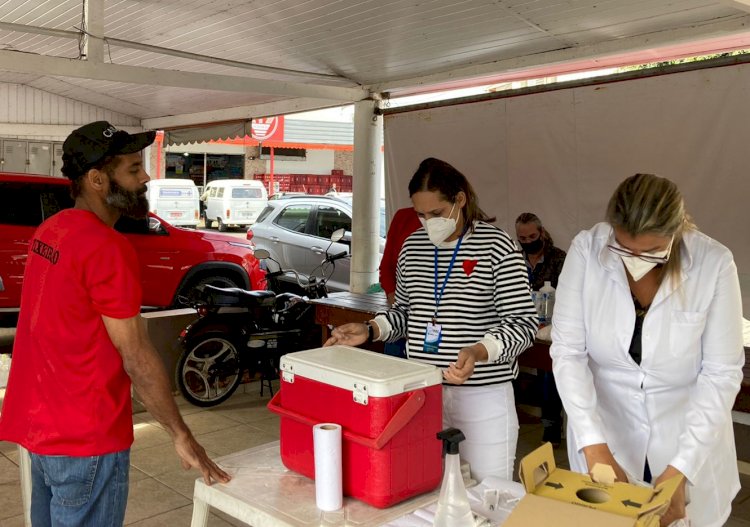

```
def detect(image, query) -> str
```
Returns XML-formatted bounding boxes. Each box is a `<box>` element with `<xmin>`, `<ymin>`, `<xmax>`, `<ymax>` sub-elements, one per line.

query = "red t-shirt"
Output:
<box><xmin>0</xmin><ymin>209</ymin><xmax>142</xmax><ymax>455</ymax></box>
<box><xmin>378</xmin><ymin>207</ymin><xmax>422</xmax><ymax>294</ymax></box>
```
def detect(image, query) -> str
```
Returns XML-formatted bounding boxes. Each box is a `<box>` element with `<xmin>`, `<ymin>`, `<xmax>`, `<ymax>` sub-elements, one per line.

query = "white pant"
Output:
<box><xmin>442</xmin><ymin>382</ymin><xmax>519</xmax><ymax>482</ymax></box>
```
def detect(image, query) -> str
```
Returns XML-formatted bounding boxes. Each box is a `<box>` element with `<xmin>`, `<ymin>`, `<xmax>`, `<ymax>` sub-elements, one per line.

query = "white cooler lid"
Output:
<box><xmin>280</xmin><ymin>345</ymin><xmax>443</xmax><ymax>397</ymax></box>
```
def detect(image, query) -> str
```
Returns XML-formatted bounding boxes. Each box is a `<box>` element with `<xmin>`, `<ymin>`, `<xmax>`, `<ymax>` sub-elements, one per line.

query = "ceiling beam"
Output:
<box><xmin>83</xmin><ymin>0</ymin><xmax>104</xmax><ymax>64</ymax></box>
<box><xmin>0</xmin><ymin>50</ymin><xmax>369</xmax><ymax>101</ymax></box>
<box><xmin>0</xmin><ymin>123</ymin><xmax>144</xmax><ymax>138</ymax></box>
<box><xmin>143</xmin><ymin>97</ymin><xmax>351</xmax><ymax>129</ymax></box>
<box><xmin>0</xmin><ymin>21</ymin><xmax>350</xmax><ymax>83</ymax></box>
<box><xmin>370</xmin><ymin>15</ymin><xmax>750</xmax><ymax>95</ymax></box>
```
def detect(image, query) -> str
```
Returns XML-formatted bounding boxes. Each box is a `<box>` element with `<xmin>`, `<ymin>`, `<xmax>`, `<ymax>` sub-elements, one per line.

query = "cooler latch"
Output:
<box><xmin>281</xmin><ymin>370</ymin><xmax>294</xmax><ymax>383</ymax></box>
<box><xmin>352</xmin><ymin>383</ymin><xmax>368</xmax><ymax>405</ymax></box>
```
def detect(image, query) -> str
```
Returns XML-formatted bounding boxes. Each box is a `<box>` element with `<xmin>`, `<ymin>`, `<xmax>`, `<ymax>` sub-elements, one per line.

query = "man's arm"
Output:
<box><xmin>102</xmin><ymin>314</ymin><xmax>230</xmax><ymax>485</ymax></box>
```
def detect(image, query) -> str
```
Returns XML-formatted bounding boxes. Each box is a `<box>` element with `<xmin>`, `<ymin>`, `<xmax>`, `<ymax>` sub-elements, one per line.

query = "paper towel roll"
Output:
<box><xmin>313</xmin><ymin>423</ymin><xmax>343</xmax><ymax>511</ymax></box>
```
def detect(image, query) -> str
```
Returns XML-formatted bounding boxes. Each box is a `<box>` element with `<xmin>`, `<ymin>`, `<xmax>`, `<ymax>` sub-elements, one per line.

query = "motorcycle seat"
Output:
<box><xmin>202</xmin><ymin>285</ymin><xmax>276</xmax><ymax>307</ymax></box>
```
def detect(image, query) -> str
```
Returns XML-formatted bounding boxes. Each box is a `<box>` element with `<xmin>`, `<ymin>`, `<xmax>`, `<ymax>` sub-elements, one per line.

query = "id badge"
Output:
<box><xmin>423</xmin><ymin>321</ymin><xmax>442</xmax><ymax>354</ymax></box>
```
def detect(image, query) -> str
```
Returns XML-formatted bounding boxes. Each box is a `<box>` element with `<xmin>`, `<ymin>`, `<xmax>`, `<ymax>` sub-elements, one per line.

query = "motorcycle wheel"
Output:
<box><xmin>176</xmin><ymin>334</ymin><xmax>242</xmax><ymax>407</ymax></box>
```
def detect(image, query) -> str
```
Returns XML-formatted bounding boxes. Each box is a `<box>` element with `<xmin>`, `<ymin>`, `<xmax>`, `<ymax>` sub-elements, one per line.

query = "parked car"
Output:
<box><xmin>0</xmin><ymin>172</ymin><xmax>265</xmax><ymax>327</ymax></box>
<box><xmin>202</xmin><ymin>179</ymin><xmax>268</xmax><ymax>231</ymax></box>
<box><xmin>146</xmin><ymin>178</ymin><xmax>200</xmax><ymax>228</ymax></box>
<box><xmin>247</xmin><ymin>194</ymin><xmax>385</xmax><ymax>292</ymax></box>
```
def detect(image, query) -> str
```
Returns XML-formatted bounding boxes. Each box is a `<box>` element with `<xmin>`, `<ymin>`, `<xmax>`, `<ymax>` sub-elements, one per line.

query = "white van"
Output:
<box><xmin>147</xmin><ymin>179</ymin><xmax>200</xmax><ymax>228</ymax></box>
<box><xmin>203</xmin><ymin>179</ymin><xmax>268</xmax><ymax>231</ymax></box>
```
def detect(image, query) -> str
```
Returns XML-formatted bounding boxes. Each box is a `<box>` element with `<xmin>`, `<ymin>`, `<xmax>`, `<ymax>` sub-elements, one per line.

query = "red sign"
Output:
<box><xmin>251</xmin><ymin>116</ymin><xmax>284</xmax><ymax>141</ymax></box>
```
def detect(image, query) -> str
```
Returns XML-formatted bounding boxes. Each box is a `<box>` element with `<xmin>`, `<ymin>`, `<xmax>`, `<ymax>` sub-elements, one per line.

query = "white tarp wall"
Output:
<box><xmin>383</xmin><ymin>62</ymin><xmax>750</xmax><ymax>315</ymax></box>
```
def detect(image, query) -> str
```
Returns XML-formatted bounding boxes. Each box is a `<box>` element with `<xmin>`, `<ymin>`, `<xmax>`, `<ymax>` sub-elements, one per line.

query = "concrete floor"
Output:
<box><xmin>0</xmin><ymin>380</ymin><xmax>748</xmax><ymax>526</ymax></box>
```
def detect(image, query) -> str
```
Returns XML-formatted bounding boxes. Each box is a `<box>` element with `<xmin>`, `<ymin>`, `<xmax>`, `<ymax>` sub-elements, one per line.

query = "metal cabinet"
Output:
<box><xmin>0</xmin><ymin>139</ymin><xmax>63</xmax><ymax>176</ymax></box>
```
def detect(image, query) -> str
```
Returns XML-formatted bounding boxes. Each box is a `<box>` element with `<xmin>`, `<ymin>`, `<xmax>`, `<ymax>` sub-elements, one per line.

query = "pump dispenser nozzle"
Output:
<box><xmin>438</xmin><ymin>428</ymin><xmax>465</xmax><ymax>456</ymax></box>
<box><xmin>433</xmin><ymin>428</ymin><xmax>475</xmax><ymax>527</ymax></box>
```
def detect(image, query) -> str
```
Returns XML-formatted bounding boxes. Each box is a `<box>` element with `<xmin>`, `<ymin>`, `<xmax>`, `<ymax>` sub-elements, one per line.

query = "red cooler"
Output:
<box><xmin>267</xmin><ymin>345</ymin><xmax>443</xmax><ymax>508</ymax></box>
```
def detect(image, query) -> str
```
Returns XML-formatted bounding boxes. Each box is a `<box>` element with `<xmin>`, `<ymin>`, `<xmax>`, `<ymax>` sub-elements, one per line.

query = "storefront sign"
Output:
<box><xmin>251</xmin><ymin>116</ymin><xmax>284</xmax><ymax>141</ymax></box>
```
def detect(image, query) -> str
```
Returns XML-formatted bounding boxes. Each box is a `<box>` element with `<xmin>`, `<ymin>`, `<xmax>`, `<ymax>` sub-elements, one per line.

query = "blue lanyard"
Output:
<box><xmin>433</xmin><ymin>236</ymin><xmax>464</xmax><ymax>322</ymax></box>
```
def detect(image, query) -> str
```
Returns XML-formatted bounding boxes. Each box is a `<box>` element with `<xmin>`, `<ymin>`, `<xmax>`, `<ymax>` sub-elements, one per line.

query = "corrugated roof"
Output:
<box><xmin>0</xmin><ymin>0</ymin><xmax>749</xmax><ymax>125</ymax></box>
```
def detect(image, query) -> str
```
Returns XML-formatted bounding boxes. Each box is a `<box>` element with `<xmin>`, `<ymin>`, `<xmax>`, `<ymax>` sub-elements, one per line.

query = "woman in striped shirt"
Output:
<box><xmin>327</xmin><ymin>157</ymin><xmax>537</xmax><ymax>481</ymax></box>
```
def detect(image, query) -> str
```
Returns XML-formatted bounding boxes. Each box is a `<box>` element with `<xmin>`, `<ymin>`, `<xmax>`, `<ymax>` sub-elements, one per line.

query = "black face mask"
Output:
<box><xmin>520</xmin><ymin>238</ymin><xmax>543</xmax><ymax>255</ymax></box>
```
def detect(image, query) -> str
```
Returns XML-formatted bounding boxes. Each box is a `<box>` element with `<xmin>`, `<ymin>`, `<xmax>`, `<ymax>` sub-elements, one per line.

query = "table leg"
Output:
<box><xmin>190</xmin><ymin>497</ymin><xmax>210</xmax><ymax>527</ymax></box>
<box><xmin>19</xmin><ymin>446</ymin><xmax>31</xmax><ymax>527</ymax></box>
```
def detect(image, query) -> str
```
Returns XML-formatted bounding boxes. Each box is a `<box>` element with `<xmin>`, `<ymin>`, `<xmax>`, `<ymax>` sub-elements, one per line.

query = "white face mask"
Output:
<box><xmin>621</xmin><ymin>257</ymin><xmax>659</xmax><ymax>282</ymax></box>
<box><xmin>619</xmin><ymin>240</ymin><xmax>672</xmax><ymax>281</ymax></box>
<box><xmin>419</xmin><ymin>203</ymin><xmax>457</xmax><ymax>246</ymax></box>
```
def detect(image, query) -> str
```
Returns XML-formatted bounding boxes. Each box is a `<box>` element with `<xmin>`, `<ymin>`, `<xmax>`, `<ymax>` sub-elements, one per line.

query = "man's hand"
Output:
<box><xmin>654</xmin><ymin>466</ymin><xmax>687</xmax><ymax>526</ymax></box>
<box><xmin>325</xmin><ymin>322</ymin><xmax>371</xmax><ymax>347</ymax></box>
<box><xmin>582</xmin><ymin>443</ymin><xmax>629</xmax><ymax>483</ymax></box>
<box><xmin>443</xmin><ymin>345</ymin><xmax>486</xmax><ymax>385</ymax></box>
<box><xmin>174</xmin><ymin>431</ymin><xmax>231</xmax><ymax>485</ymax></box>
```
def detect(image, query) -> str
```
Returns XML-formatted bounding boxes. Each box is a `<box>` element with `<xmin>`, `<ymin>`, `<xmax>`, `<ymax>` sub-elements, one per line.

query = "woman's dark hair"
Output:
<box><xmin>408</xmin><ymin>157</ymin><xmax>494</xmax><ymax>233</ymax></box>
<box><xmin>515</xmin><ymin>212</ymin><xmax>554</xmax><ymax>248</ymax></box>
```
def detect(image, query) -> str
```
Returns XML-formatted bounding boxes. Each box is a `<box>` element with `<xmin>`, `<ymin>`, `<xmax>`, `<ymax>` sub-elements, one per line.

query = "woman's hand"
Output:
<box><xmin>325</xmin><ymin>322</ymin><xmax>370</xmax><ymax>347</ymax></box>
<box><xmin>443</xmin><ymin>344</ymin><xmax>486</xmax><ymax>385</ymax></box>
<box><xmin>654</xmin><ymin>466</ymin><xmax>687</xmax><ymax>526</ymax></box>
<box><xmin>582</xmin><ymin>443</ymin><xmax>629</xmax><ymax>483</ymax></box>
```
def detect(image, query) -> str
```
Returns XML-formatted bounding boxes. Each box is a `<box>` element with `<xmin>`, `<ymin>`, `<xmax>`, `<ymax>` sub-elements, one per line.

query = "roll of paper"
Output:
<box><xmin>313</xmin><ymin>422</ymin><xmax>343</xmax><ymax>511</ymax></box>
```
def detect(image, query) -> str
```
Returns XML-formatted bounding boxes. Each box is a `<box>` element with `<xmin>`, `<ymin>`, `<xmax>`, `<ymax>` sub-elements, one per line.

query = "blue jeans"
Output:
<box><xmin>30</xmin><ymin>450</ymin><xmax>130</xmax><ymax>527</ymax></box>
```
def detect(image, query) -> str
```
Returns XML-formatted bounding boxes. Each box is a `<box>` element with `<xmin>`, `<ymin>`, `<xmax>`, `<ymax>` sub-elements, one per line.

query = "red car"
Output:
<box><xmin>0</xmin><ymin>172</ymin><xmax>265</xmax><ymax>327</ymax></box>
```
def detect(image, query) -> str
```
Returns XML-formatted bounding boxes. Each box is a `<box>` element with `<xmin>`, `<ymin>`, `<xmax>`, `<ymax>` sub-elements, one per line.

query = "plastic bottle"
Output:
<box><xmin>433</xmin><ymin>428</ymin><xmax>474</xmax><ymax>527</ymax></box>
<box><xmin>530</xmin><ymin>291</ymin><xmax>543</xmax><ymax>326</ymax></box>
<box><xmin>539</xmin><ymin>281</ymin><xmax>556</xmax><ymax>327</ymax></box>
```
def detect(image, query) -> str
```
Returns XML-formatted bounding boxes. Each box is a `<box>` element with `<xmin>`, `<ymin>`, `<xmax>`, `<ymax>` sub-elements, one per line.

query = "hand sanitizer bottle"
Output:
<box><xmin>539</xmin><ymin>281</ymin><xmax>556</xmax><ymax>327</ymax></box>
<box><xmin>433</xmin><ymin>428</ymin><xmax>474</xmax><ymax>527</ymax></box>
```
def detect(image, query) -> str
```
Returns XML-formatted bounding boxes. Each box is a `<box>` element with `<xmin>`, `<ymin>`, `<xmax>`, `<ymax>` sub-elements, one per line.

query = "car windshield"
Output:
<box><xmin>232</xmin><ymin>187</ymin><xmax>263</xmax><ymax>199</ymax></box>
<box><xmin>339</xmin><ymin>196</ymin><xmax>386</xmax><ymax>238</ymax></box>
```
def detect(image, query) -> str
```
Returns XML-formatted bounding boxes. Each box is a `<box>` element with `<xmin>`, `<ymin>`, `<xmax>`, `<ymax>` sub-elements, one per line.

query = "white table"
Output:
<box><xmin>190</xmin><ymin>441</ymin><xmax>441</xmax><ymax>527</ymax></box>
<box><xmin>190</xmin><ymin>441</ymin><xmax>524</xmax><ymax>527</ymax></box>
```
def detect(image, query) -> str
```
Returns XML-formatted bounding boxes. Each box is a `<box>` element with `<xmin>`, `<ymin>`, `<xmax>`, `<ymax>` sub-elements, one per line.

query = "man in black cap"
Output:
<box><xmin>0</xmin><ymin>121</ymin><xmax>230</xmax><ymax>526</ymax></box>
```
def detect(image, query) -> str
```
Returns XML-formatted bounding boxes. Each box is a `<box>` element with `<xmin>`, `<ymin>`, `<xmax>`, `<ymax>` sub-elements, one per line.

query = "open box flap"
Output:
<box><xmin>519</xmin><ymin>441</ymin><xmax>556</xmax><ymax>493</ymax></box>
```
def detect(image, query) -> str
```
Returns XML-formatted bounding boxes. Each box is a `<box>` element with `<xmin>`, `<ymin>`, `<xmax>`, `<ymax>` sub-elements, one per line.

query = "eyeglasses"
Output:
<box><xmin>607</xmin><ymin>244</ymin><xmax>669</xmax><ymax>264</ymax></box>
<box><xmin>607</xmin><ymin>235</ymin><xmax>674</xmax><ymax>265</ymax></box>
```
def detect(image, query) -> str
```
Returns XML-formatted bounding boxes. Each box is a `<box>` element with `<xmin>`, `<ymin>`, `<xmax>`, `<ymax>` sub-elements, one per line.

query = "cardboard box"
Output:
<box><xmin>504</xmin><ymin>443</ymin><xmax>683</xmax><ymax>527</ymax></box>
<box><xmin>267</xmin><ymin>346</ymin><xmax>444</xmax><ymax>508</ymax></box>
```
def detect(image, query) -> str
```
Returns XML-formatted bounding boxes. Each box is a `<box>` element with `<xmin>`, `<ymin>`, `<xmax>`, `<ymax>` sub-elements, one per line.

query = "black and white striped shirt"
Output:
<box><xmin>376</xmin><ymin>221</ymin><xmax>537</xmax><ymax>386</ymax></box>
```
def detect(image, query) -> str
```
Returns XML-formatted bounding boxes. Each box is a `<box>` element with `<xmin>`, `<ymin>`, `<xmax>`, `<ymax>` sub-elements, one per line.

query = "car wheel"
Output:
<box><xmin>217</xmin><ymin>218</ymin><xmax>227</xmax><ymax>232</ymax></box>
<box><xmin>195</xmin><ymin>275</ymin><xmax>241</xmax><ymax>290</ymax></box>
<box><xmin>174</xmin><ymin>275</ymin><xmax>243</xmax><ymax>306</ymax></box>
<box><xmin>176</xmin><ymin>334</ymin><xmax>242</xmax><ymax>407</ymax></box>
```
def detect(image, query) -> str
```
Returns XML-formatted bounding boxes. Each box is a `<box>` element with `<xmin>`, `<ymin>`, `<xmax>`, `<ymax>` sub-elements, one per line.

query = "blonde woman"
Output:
<box><xmin>551</xmin><ymin>173</ymin><xmax>743</xmax><ymax>526</ymax></box>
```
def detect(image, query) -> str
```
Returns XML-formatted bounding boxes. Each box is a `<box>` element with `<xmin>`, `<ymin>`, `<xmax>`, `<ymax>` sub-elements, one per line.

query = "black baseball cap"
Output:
<box><xmin>61</xmin><ymin>121</ymin><xmax>156</xmax><ymax>180</ymax></box>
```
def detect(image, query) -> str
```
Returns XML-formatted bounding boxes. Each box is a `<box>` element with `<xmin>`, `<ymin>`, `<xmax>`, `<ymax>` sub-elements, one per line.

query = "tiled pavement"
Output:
<box><xmin>0</xmin><ymin>380</ymin><xmax>748</xmax><ymax>526</ymax></box>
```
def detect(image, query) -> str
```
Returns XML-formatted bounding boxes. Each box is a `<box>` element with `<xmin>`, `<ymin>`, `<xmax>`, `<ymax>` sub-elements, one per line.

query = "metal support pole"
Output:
<box><xmin>203</xmin><ymin>153</ymin><xmax>207</xmax><ymax>187</ymax></box>
<box><xmin>350</xmin><ymin>99</ymin><xmax>383</xmax><ymax>293</ymax></box>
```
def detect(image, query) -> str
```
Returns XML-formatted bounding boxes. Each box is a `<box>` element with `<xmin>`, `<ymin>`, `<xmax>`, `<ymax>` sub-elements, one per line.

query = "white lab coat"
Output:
<box><xmin>550</xmin><ymin>222</ymin><xmax>744</xmax><ymax>527</ymax></box>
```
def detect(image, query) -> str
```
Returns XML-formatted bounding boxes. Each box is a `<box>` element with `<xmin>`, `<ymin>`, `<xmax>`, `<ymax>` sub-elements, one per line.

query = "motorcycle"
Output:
<box><xmin>175</xmin><ymin>230</ymin><xmax>349</xmax><ymax>407</ymax></box>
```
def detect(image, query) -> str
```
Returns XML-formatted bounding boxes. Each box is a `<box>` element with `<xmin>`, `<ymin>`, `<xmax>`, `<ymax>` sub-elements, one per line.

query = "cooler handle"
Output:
<box><xmin>267</xmin><ymin>389</ymin><xmax>426</xmax><ymax>450</ymax></box>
